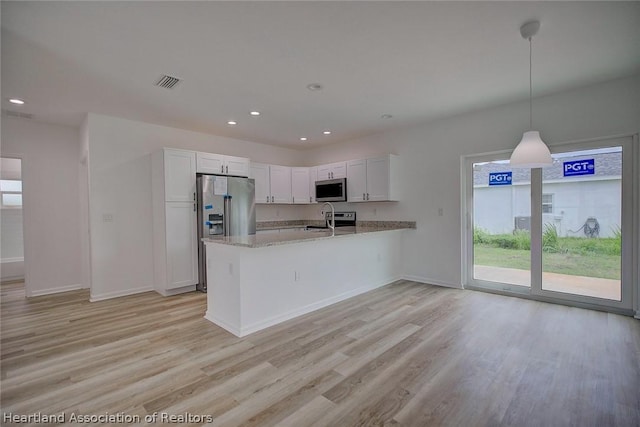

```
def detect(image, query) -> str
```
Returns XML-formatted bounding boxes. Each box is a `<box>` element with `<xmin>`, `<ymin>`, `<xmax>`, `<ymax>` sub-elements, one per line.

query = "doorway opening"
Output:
<box><xmin>1</xmin><ymin>157</ymin><xmax>24</xmax><ymax>285</ymax></box>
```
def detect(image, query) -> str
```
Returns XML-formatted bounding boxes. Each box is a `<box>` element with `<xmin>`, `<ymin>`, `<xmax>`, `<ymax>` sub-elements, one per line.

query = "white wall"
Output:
<box><xmin>301</xmin><ymin>74</ymin><xmax>640</xmax><ymax>288</ymax></box>
<box><xmin>86</xmin><ymin>114</ymin><xmax>305</xmax><ymax>300</ymax></box>
<box><xmin>1</xmin><ymin>117</ymin><xmax>83</xmax><ymax>295</ymax></box>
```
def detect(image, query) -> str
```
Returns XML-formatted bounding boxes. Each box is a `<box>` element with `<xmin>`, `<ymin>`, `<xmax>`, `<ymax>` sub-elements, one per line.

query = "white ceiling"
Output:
<box><xmin>2</xmin><ymin>1</ymin><xmax>639</xmax><ymax>149</ymax></box>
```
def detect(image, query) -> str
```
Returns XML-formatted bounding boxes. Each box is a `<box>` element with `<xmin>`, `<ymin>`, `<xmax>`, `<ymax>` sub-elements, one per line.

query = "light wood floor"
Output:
<box><xmin>1</xmin><ymin>280</ymin><xmax>639</xmax><ymax>426</ymax></box>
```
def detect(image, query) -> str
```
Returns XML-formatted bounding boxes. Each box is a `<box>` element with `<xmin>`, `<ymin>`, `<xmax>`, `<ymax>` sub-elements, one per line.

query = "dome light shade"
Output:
<box><xmin>510</xmin><ymin>131</ymin><xmax>552</xmax><ymax>168</ymax></box>
<box><xmin>510</xmin><ymin>20</ymin><xmax>553</xmax><ymax>169</ymax></box>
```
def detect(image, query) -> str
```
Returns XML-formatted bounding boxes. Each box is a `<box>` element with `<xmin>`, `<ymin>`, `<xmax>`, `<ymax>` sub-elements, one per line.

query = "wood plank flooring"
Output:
<box><xmin>1</xmin><ymin>280</ymin><xmax>639</xmax><ymax>426</ymax></box>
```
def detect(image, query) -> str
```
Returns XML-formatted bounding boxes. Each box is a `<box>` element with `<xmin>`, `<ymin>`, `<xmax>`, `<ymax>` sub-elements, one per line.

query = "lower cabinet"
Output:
<box><xmin>164</xmin><ymin>202</ymin><xmax>198</xmax><ymax>290</ymax></box>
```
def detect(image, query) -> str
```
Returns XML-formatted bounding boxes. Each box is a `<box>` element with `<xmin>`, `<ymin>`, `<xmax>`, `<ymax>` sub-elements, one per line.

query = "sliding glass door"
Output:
<box><xmin>465</xmin><ymin>136</ymin><xmax>634</xmax><ymax>312</ymax></box>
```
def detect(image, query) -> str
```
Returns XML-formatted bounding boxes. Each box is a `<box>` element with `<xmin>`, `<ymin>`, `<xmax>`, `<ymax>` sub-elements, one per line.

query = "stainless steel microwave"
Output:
<box><xmin>315</xmin><ymin>178</ymin><xmax>347</xmax><ymax>202</ymax></box>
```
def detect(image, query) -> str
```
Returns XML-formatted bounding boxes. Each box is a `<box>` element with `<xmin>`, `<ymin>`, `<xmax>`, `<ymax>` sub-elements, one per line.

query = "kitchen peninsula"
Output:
<box><xmin>203</xmin><ymin>224</ymin><xmax>414</xmax><ymax>337</ymax></box>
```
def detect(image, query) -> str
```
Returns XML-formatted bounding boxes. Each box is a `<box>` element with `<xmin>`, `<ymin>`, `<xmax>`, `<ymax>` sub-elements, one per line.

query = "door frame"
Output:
<box><xmin>461</xmin><ymin>134</ymin><xmax>638</xmax><ymax>316</ymax></box>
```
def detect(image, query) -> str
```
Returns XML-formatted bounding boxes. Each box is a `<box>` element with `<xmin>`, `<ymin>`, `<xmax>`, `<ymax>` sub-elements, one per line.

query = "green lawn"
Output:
<box><xmin>474</xmin><ymin>244</ymin><xmax>621</xmax><ymax>280</ymax></box>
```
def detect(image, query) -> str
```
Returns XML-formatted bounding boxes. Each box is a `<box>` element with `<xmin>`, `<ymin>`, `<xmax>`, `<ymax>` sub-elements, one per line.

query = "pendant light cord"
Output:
<box><xmin>529</xmin><ymin>37</ymin><xmax>533</xmax><ymax>130</ymax></box>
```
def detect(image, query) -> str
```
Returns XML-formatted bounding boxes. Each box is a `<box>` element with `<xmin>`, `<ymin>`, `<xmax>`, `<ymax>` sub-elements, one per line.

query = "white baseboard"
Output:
<box><xmin>90</xmin><ymin>285</ymin><xmax>154</xmax><ymax>302</ymax></box>
<box><xmin>402</xmin><ymin>275</ymin><xmax>462</xmax><ymax>289</ymax></box>
<box><xmin>29</xmin><ymin>283</ymin><xmax>83</xmax><ymax>297</ymax></box>
<box><xmin>204</xmin><ymin>312</ymin><xmax>242</xmax><ymax>336</ymax></box>
<box><xmin>154</xmin><ymin>285</ymin><xmax>197</xmax><ymax>297</ymax></box>
<box><xmin>1</xmin><ymin>257</ymin><xmax>25</xmax><ymax>282</ymax></box>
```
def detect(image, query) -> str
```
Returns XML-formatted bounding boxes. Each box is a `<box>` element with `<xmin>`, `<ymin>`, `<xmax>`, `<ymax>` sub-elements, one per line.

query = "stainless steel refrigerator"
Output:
<box><xmin>196</xmin><ymin>174</ymin><xmax>256</xmax><ymax>292</ymax></box>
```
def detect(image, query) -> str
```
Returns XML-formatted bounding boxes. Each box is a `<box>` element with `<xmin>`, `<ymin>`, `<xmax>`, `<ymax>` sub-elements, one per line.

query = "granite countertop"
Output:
<box><xmin>203</xmin><ymin>225</ymin><xmax>412</xmax><ymax>248</ymax></box>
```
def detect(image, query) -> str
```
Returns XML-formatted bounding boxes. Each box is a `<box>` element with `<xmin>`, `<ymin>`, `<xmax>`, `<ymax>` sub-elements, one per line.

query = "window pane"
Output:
<box><xmin>541</xmin><ymin>147</ymin><xmax>621</xmax><ymax>301</ymax></box>
<box><xmin>0</xmin><ymin>180</ymin><xmax>22</xmax><ymax>192</ymax></box>
<box><xmin>473</xmin><ymin>160</ymin><xmax>531</xmax><ymax>287</ymax></box>
<box><xmin>2</xmin><ymin>194</ymin><xmax>22</xmax><ymax>207</ymax></box>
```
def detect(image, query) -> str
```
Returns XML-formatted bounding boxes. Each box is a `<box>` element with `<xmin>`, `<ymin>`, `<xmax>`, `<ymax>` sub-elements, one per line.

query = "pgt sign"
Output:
<box><xmin>489</xmin><ymin>172</ymin><xmax>512</xmax><ymax>186</ymax></box>
<box><xmin>563</xmin><ymin>159</ymin><xmax>595</xmax><ymax>177</ymax></box>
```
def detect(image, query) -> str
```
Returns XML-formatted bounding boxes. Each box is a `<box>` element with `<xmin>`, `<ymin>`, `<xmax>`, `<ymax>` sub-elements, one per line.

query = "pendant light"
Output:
<box><xmin>510</xmin><ymin>20</ymin><xmax>553</xmax><ymax>168</ymax></box>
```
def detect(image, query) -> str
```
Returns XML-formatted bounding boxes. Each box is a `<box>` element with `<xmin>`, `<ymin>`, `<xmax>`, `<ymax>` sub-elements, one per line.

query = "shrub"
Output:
<box><xmin>474</xmin><ymin>227</ymin><xmax>490</xmax><ymax>244</ymax></box>
<box><xmin>512</xmin><ymin>230</ymin><xmax>531</xmax><ymax>250</ymax></box>
<box><xmin>542</xmin><ymin>223</ymin><xmax>562</xmax><ymax>253</ymax></box>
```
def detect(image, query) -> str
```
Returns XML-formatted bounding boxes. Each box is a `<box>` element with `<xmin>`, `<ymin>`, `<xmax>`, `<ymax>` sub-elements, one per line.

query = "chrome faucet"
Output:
<box><xmin>322</xmin><ymin>202</ymin><xmax>335</xmax><ymax>236</ymax></box>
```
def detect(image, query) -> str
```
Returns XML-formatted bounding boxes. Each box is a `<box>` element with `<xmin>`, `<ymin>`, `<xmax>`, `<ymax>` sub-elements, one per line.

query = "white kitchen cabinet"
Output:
<box><xmin>269</xmin><ymin>165</ymin><xmax>292</xmax><ymax>204</ymax></box>
<box><xmin>164</xmin><ymin>149</ymin><xmax>196</xmax><ymax>202</ymax></box>
<box><xmin>152</xmin><ymin>149</ymin><xmax>198</xmax><ymax>296</ymax></box>
<box><xmin>316</xmin><ymin>162</ymin><xmax>346</xmax><ymax>180</ymax></box>
<box><xmin>250</xmin><ymin>163</ymin><xmax>292</xmax><ymax>204</ymax></box>
<box><xmin>347</xmin><ymin>155</ymin><xmax>399</xmax><ymax>202</ymax></box>
<box><xmin>165</xmin><ymin>202</ymin><xmax>198</xmax><ymax>289</ymax></box>
<box><xmin>196</xmin><ymin>152</ymin><xmax>249</xmax><ymax>177</ymax></box>
<box><xmin>250</xmin><ymin>162</ymin><xmax>271</xmax><ymax>204</ymax></box>
<box><xmin>291</xmin><ymin>167</ymin><xmax>311</xmax><ymax>204</ymax></box>
<box><xmin>308</xmin><ymin>167</ymin><xmax>318</xmax><ymax>203</ymax></box>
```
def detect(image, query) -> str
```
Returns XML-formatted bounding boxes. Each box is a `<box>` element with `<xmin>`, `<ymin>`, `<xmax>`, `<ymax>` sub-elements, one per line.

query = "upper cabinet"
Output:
<box><xmin>347</xmin><ymin>155</ymin><xmax>399</xmax><ymax>202</ymax></box>
<box><xmin>250</xmin><ymin>162</ymin><xmax>271</xmax><ymax>204</ymax></box>
<box><xmin>308</xmin><ymin>167</ymin><xmax>318</xmax><ymax>204</ymax></box>
<box><xmin>250</xmin><ymin>163</ymin><xmax>292</xmax><ymax>204</ymax></box>
<box><xmin>316</xmin><ymin>162</ymin><xmax>346</xmax><ymax>180</ymax></box>
<box><xmin>196</xmin><ymin>152</ymin><xmax>249</xmax><ymax>177</ymax></box>
<box><xmin>164</xmin><ymin>149</ymin><xmax>196</xmax><ymax>202</ymax></box>
<box><xmin>269</xmin><ymin>165</ymin><xmax>292</xmax><ymax>204</ymax></box>
<box><xmin>291</xmin><ymin>167</ymin><xmax>311</xmax><ymax>204</ymax></box>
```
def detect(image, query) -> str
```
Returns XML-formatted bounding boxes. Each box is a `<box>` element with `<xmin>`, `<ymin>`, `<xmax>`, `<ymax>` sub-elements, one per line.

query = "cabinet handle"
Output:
<box><xmin>367</xmin><ymin>193</ymin><xmax>369</xmax><ymax>200</ymax></box>
<box><xmin>271</xmin><ymin>196</ymin><xmax>274</xmax><ymax>202</ymax></box>
<box><xmin>226</xmin><ymin>165</ymin><xmax>229</xmax><ymax>174</ymax></box>
<box><xmin>309</xmin><ymin>196</ymin><xmax>312</xmax><ymax>203</ymax></box>
<box><xmin>193</xmin><ymin>192</ymin><xmax>196</xmax><ymax>201</ymax></box>
<box><xmin>193</xmin><ymin>203</ymin><xmax>196</xmax><ymax>212</ymax></box>
<box><xmin>293</xmin><ymin>197</ymin><xmax>295</xmax><ymax>203</ymax></box>
<box><xmin>221</xmin><ymin>165</ymin><xmax>224</xmax><ymax>174</ymax></box>
<box><xmin>266</xmin><ymin>196</ymin><xmax>269</xmax><ymax>203</ymax></box>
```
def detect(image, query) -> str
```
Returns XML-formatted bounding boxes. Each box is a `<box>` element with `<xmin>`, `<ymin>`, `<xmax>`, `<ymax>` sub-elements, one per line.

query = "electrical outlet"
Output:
<box><xmin>103</xmin><ymin>214</ymin><xmax>113</xmax><ymax>222</ymax></box>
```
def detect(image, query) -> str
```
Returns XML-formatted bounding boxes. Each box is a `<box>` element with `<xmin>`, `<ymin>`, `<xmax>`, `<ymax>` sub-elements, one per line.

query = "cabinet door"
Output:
<box><xmin>165</xmin><ymin>202</ymin><xmax>197</xmax><ymax>289</ymax></box>
<box><xmin>165</xmin><ymin>150</ymin><xmax>196</xmax><ymax>202</ymax></box>
<box><xmin>330</xmin><ymin>162</ymin><xmax>347</xmax><ymax>179</ymax></box>
<box><xmin>291</xmin><ymin>167</ymin><xmax>310</xmax><ymax>204</ymax></box>
<box><xmin>316</xmin><ymin>164</ymin><xmax>332</xmax><ymax>181</ymax></box>
<box><xmin>250</xmin><ymin>163</ymin><xmax>271</xmax><ymax>204</ymax></box>
<box><xmin>269</xmin><ymin>165</ymin><xmax>292</xmax><ymax>204</ymax></box>
<box><xmin>224</xmin><ymin>155</ymin><xmax>250</xmax><ymax>177</ymax></box>
<box><xmin>366</xmin><ymin>157</ymin><xmax>391</xmax><ymax>201</ymax></box>
<box><xmin>308</xmin><ymin>167</ymin><xmax>318</xmax><ymax>203</ymax></box>
<box><xmin>347</xmin><ymin>159</ymin><xmax>367</xmax><ymax>202</ymax></box>
<box><xmin>196</xmin><ymin>152</ymin><xmax>225</xmax><ymax>175</ymax></box>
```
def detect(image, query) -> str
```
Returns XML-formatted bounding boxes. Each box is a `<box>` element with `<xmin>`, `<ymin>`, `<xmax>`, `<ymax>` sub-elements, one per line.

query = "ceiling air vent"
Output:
<box><xmin>155</xmin><ymin>75</ymin><xmax>181</xmax><ymax>89</ymax></box>
<box><xmin>2</xmin><ymin>109</ymin><xmax>33</xmax><ymax>119</ymax></box>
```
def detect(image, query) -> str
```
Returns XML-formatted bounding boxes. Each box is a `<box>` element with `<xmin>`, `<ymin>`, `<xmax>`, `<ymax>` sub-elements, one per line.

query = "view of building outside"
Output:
<box><xmin>473</xmin><ymin>150</ymin><xmax>621</xmax><ymax>238</ymax></box>
<box><xmin>473</xmin><ymin>148</ymin><xmax>622</xmax><ymax>301</ymax></box>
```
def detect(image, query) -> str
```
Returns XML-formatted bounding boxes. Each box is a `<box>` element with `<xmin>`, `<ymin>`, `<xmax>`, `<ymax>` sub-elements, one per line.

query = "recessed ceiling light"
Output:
<box><xmin>9</xmin><ymin>98</ymin><xmax>25</xmax><ymax>105</ymax></box>
<box><xmin>306</xmin><ymin>83</ymin><xmax>323</xmax><ymax>91</ymax></box>
<box><xmin>227</xmin><ymin>120</ymin><xmax>237</xmax><ymax>125</ymax></box>
<box><xmin>381</xmin><ymin>114</ymin><xmax>393</xmax><ymax>119</ymax></box>
<box><xmin>323</xmin><ymin>131</ymin><xmax>331</xmax><ymax>135</ymax></box>
<box><xmin>250</xmin><ymin>111</ymin><xmax>260</xmax><ymax>116</ymax></box>
<box><xmin>300</xmin><ymin>137</ymin><xmax>308</xmax><ymax>142</ymax></box>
